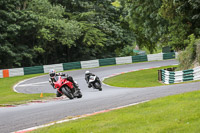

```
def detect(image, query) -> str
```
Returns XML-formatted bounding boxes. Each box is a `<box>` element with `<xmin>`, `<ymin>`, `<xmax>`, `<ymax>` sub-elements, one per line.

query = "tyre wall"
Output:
<box><xmin>161</xmin><ymin>66</ymin><xmax>200</xmax><ymax>84</ymax></box>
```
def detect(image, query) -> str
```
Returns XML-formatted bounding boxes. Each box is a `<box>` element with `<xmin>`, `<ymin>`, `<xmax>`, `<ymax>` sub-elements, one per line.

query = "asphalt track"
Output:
<box><xmin>1</xmin><ymin>59</ymin><xmax>200</xmax><ymax>133</ymax></box>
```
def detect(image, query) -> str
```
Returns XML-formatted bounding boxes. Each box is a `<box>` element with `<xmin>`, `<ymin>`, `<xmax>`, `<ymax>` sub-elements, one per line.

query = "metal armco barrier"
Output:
<box><xmin>99</xmin><ymin>58</ymin><xmax>116</xmax><ymax>66</ymax></box>
<box><xmin>24</xmin><ymin>66</ymin><xmax>44</xmax><ymax>75</ymax></box>
<box><xmin>9</xmin><ymin>68</ymin><xmax>24</xmax><ymax>77</ymax></box>
<box><xmin>0</xmin><ymin>52</ymin><xmax>177</xmax><ymax>78</ymax></box>
<box><xmin>163</xmin><ymin>52</ymin><xmax>175</xmax><ymax>60</ymax></box>
<box><xmin>147</xmin><ymin>53</ymin><xmax>163</xmax><ymax>61</ymax></box>
<box><xmin>80</xmin><ymin>60</ymin><xmax>99</xmax><ymax>69</ymax></box>
<box><xmin>0</xmin><ymin>70</ymin><xmax>3</xmax><ymax>78</ymax></box>
<box><xmin>44</xmin><ymin>63</ymin><xmax>63</xmax><ymax>73</ymax></box>
<box><xmin>132</xmin><ymin>55</ymin><xmax>147</xmax><ymax>62</ymax></box>
<box><xmin>3</xmin><ymin>69</ymin><xmax>9</xmax><ymax>78</ymax></box>
<box><xmin>63</xmin><ymin>62</ymin><xmax>81</xmax><ymax>70</ymax></box>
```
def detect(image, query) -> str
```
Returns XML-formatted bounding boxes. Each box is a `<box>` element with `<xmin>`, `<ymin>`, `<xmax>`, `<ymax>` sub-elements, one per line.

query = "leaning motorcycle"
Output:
<box><xmin>88</xmin><ymin>75</ymin><xmax>102</xmax><ymax>91</ymax></box>
<box><xmin>53</xmin><ymin>76</ymin><xmax>82</xmax><ymax>99</ymax></box>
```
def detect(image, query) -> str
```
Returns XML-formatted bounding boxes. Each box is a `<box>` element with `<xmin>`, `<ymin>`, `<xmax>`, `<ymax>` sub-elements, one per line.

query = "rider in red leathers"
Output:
<box><xmin>49</xmin><ymin>69</ymin><xmax>78</xmax><ymax>97</ymax></box>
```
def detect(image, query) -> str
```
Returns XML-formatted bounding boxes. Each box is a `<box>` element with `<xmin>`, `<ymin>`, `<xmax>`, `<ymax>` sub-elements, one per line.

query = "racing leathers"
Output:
<box><xmin>49</xmin><ymin>73</ymin><xmax>78</xmax><ymax>97</ymax></box>
<box><xmin>85</xmin><ymin>73</ymin><xmax>100</xmax><ymax>88</ymax></box>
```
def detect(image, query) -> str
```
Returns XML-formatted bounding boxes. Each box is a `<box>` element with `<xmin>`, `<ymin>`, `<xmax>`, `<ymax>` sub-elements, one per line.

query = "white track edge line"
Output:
<box><xmin>13</xmin><ymin>100</ymin><xmax>149</xmax><ymax>133</ymax></box>
<box><xmin>13</xmin><ymin>75</ymin><xmax>47</xmax><ymax>93</ymax></box>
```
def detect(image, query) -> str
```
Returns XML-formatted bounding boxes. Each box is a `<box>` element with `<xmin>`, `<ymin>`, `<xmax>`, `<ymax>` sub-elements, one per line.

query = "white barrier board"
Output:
<box><xmin>116</xmin><ymin>56</ymin><xmax>132</xmax><ymax>64</ymax></box>
<box><xmin>44</xmin><ymin>63</ymin><xmax>63</xmax><ymax>73</ymax></box>
<box><xmin>81</xmin><ymin>60</ymin><xmax>99</xmax><ymax>69</ymax></box>
<box><xmin>9</xmin><ymin>68</ymin><xmax>24</xmax><ymax>77</ymax></box>
<box><xmin>0</xmin><ymin>70</ymin><xmax>3</xmax><ymax>78</ymax></box>
<box><xmin>147</xmin><ymin>53</ymin><xmax>163</xmax><ymax>61</ymax></box>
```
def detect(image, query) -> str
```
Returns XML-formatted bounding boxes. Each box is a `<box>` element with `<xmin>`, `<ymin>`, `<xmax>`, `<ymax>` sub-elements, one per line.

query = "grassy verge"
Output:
<box><xmin>0</xmin><ymin>74</ymin><xmax>55</xmax><ymax>106</ymax></box>
<box><xmin>32</xmin><ymin>90</ymin><xmax>200</xmax><ymax>133</ymax></box>
<box><xmin>103</xmin><ymin>65</ymin><xmax>177</xmax><ymax>88</ymax></box>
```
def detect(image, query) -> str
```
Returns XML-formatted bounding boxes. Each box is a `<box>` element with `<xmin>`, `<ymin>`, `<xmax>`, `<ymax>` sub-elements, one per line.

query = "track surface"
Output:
<box><xmin>1</xmin><ymin>60</ymin><xmax>200</xmax><ymax>133</ymax></box>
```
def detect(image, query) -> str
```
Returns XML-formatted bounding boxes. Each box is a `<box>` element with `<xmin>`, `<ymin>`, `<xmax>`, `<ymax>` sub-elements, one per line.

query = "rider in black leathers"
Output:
<box><xmin>85</xmin><ymin>71</ymin><xmax>100</xmax><ymax>88</ymax></box>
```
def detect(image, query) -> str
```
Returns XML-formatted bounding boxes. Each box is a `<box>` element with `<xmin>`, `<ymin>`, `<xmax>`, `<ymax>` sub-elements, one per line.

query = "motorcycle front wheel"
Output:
<box><xmin>62</xmin><ymin>86</ymin><xmax>74</xmax><ymax>99</ymax></box>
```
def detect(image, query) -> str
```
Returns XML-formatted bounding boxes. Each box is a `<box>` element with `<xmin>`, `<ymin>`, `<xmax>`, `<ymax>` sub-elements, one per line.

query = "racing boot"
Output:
<box><xmin>88</xmin><ymin>83</ymin><xmax>92</xmax><ymax>88</ymax></box>
<box><xmin>73</xmin><ymin>83</ymin><xmax>79</xmax><ymax>89</ymax></box>
<box><xmin>72</xmin><ymin>82</ymin><xmax>80</xmax><ymax>97</ymax></box>
<box><xmin>73</xmin><ymin>87</ymin><xmax>81</xmax><ymax>97</ymax></box>
<box><xmin>56</xmin><ymin>91</ymin><xmax>62</xmax><ymax>97</ymax></box>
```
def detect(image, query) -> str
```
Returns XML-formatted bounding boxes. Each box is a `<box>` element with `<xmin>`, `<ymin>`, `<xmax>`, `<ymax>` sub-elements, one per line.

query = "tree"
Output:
<box><xmin>27</xmin><ymin>0</ymin><xmax>82</xmax><ymax>64</ymax></box>
<box><xmin>0</xmin><ymin>0</ymin><xmax>136</xmax><ymax>68</ymax></box>
<box><xmin>50</xmin><ymin>0</ymin><xmax>135</xmax><ymax>59</ymax></box>
<box><xmin>0</xmin><ymin>0</ymin><xmax>37</xmax><ymax>68</ymax></box>
<box><xmin>119</xmin><ymin>0</ymin><xmax>168</xmax><ymax>53</ymax></box>
<box><xmin>159</xmin><ymin>0</ymin><xmax>200</xmax><ymax>51</ymax></box>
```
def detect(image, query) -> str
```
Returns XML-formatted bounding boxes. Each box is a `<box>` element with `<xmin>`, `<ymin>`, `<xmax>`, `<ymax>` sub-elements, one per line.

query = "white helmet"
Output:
<box><xmin>49</xmin><ymin>69</ymin><xmax>56</xmax><ymax>77</ymax></box>
<box><xmin>85</xmin><ymin>71</ymin><xmax>90</xmax><ymax>75</ymax></box>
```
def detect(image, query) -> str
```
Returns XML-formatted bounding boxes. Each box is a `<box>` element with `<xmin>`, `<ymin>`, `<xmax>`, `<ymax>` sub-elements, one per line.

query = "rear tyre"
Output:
<box><xmin>94</xmin><ymin>82</ymin><xmax>102</xmax><ymax>91</ymax></box>
<box><xmin>62</xmin><ymin>86</ymin><xmax>74</xmax><ymax>99</ymax></box>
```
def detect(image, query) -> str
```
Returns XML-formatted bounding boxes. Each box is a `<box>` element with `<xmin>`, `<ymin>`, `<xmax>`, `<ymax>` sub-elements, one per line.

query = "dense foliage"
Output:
<box><xmin>0</xmin><ymin>0</ymin><xmax>135</xmax><ymax>69</ymax></box>
<box><xmin>1</xmin><ymin>0</ymin><xmax>200</xmax><ymax>69</ymax></box>
<box><xmin>118</xmin><ymin>0</ymin><xmax>200</xmax><ymax>69</ymax></box>
<box><xmin>178</xmin><ymin>34</ymin><xmax>200</xmax><ymax>70</ymax></box>
<box><xmin>120</xmin><ymin>0</ymin><xmax>200</xmax><ymax>53</ymax></box>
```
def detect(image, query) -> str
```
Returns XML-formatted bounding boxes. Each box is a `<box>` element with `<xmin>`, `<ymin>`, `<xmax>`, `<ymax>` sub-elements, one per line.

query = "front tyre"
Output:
<box><xmin>62</xmin><ymin>86</ymin><xmax>74</xmax><ymax>99</ymax></box>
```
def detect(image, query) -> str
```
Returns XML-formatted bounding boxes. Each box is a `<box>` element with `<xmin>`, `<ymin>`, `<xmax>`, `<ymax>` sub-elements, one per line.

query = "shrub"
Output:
<box><xmin>177</xmin><ymin>34</ymin><xmax>200</xmax><ymax>70</ymax></box>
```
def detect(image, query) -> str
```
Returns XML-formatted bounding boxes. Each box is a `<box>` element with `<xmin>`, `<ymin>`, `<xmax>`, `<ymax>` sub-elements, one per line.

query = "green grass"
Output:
<box><xmin>103</xmin><ymin>65</ymin><xmax>177</xmax><ymax>88</ymax></box>
<box><xmin>31</xmin><ymin>64</ymin><xmax>200</xmax><ymax>133</ymax></box>
<box><xmin>32</xmin><ymin>90</ymin><xmax>200</xmax><ymax>133</ymax></box>
<box><xmin>0</xmin><ymin>74</ymin><xmax>55</xmax><ymax>106</ymax></box>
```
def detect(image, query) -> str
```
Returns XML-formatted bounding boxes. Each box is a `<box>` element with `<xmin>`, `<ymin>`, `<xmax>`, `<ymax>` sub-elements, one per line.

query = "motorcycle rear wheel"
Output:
<box><xmin>62</xmin><ymin>86</ymin><xmax>74</xmax><ymax>99</ymax></box>
<box><xmin>94</xmin><ymin>82</ymin><xmax>102</xmax><ymax>91</ymax></box>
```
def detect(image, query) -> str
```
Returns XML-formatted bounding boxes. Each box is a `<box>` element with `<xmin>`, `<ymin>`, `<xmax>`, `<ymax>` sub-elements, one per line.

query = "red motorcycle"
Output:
<box><xmin>53</xmin><ymin>76</ymin><xmax>82</xmax><ymax>99</ymax></box>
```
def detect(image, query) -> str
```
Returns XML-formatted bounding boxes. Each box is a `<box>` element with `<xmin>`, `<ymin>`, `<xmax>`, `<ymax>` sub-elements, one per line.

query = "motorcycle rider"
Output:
<box><xmin>49</xmin><ymin>69</ymin><xmax>79</xmax><ymax>97</ymax></box>
<box><xmin>85</xmin><ymin>70</ymin><xmax>100</xmax><ymax>88</ymax></box>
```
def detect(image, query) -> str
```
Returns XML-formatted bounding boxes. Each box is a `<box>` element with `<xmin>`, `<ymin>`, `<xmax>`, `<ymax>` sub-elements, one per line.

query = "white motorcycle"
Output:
<box><xmin>88</xmin><ymin>75</ymin><xmax>102</xmax><ymax>91</ymax></box>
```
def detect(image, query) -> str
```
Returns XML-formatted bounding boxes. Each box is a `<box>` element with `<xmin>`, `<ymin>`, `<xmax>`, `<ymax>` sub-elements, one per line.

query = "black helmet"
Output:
<box><xmin>49</xmin><ymin>69</ymin><xmax>56</xmax><ymax>77</ymax></box>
